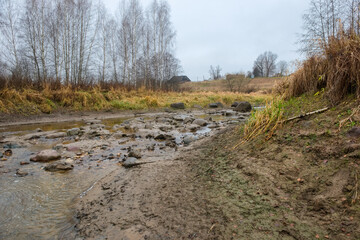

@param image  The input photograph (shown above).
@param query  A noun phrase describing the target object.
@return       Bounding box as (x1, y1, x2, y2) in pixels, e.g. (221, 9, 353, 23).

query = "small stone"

(159, 126, 172, 132)
(44, 161, 74, 172)
(209, 102, 224, 108)
(65, 158, 75, 165)
(53, 144, 64, 151)
(193, 119, 208, 126)
(184, 117, 194, 124)
(66, 146, 81, 152)
(67, 128, 80, 136)
(16, 169, 28, 177)
(30, 149, 61, 162)
(128, 150, 142, 159)
(170, 102, 185, 109)
(231, 102, 239, 108)
(154, 134, 175, 141)
(183, 135, 198, 145)
(4, 149, 12, 157)
(20, 161, 30, 165)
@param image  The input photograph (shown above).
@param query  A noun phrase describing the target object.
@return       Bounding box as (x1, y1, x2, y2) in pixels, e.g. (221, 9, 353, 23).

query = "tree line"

(0, 0, 181, 90)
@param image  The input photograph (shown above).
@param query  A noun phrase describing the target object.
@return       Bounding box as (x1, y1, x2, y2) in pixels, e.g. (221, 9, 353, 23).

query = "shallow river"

(0, 110, 247, 239)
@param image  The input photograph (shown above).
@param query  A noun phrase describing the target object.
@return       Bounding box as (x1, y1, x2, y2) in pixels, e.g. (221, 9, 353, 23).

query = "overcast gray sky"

(103, 0, 311, 81)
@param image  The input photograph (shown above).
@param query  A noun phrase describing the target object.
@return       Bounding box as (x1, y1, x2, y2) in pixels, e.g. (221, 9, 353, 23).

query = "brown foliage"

(285, 33, 360, 104)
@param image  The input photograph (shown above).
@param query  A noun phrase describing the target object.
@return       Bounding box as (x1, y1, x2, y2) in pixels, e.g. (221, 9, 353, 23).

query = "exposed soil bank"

(76, 102, 360, 239)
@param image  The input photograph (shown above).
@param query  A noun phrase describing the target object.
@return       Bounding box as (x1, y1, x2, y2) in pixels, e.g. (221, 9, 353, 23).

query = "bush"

(284, 33, 360, 104)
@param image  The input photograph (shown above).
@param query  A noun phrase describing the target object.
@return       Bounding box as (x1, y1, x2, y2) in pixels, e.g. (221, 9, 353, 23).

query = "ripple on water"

(0, 148, 115, 240)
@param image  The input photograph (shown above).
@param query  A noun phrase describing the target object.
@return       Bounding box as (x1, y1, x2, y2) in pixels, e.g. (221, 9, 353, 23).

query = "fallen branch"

(284, 107, 329, 123)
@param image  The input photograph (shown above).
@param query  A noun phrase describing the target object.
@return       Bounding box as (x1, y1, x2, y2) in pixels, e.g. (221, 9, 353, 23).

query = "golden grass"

(236, 97, 285, 146)
(283, 33, 360, 104)
(0, 87, 271, 114)
(182, 77, 284, 92)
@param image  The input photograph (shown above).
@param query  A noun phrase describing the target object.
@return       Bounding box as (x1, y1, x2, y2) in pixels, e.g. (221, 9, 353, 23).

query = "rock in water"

(234, 101, 252, 112)
(30, 150, 61, 162)
(16, 169, 28, 177)
(67, 128, 80, 136)
(193, 119, 208, 126)
(209, 102, 224, 108)
(128, 150, 142, 159)
(170, 103, 185, 109)
(44, 161, 74, 172)
(183, 135, 198, 145)
(231, 102, 239, 108)
(4, 149, 12, 156)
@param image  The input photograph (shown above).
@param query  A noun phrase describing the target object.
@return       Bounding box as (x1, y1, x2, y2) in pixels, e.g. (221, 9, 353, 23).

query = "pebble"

(16, 169, 28, 177)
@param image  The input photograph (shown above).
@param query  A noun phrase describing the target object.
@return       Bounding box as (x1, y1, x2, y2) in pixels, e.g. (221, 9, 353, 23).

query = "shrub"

(284, 33, 360, 104)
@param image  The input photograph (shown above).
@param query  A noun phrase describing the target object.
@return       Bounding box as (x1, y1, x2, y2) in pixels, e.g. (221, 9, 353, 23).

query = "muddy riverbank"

(75, 102, 360, 240)
(0, 107, 248, 239)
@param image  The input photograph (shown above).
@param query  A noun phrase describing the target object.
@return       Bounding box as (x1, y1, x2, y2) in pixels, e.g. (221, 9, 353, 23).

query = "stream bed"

(0, 109, 250, 239)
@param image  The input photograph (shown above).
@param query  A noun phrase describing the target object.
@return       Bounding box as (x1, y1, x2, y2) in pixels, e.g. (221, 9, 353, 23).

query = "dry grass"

(0, 86, 271, 114)
(238, 97, 285, 146)
(181, 77, 283, 93)
(283, 33, 360, 104)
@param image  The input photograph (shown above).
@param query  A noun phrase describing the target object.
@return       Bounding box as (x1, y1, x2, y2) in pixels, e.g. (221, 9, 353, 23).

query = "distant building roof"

(168, 76, 191, 84)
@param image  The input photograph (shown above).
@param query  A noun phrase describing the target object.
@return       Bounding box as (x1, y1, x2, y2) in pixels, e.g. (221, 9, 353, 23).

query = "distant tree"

(209, 65, 222, 80)
(252, 51, 278, 77)
(246, 71, 253, 79)
(252, 65, 262, 78)
(277, 60, 288, 76)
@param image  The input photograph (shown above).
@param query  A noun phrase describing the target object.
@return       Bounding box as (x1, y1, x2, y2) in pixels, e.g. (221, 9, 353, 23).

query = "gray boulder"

(193, 119, 208, 127)
(67, 128, 81, 136)
(30, 150, 61, 162)
(128, 150, 142, 159)
(183, 135, 198, 145)
(231, 102, 239, 108)
(209, 102, 224, 108)
(173, 115, 189, 122)
(170, 102, 185, 109)
(44, 161, 74, 172)
(154, 134, 175, 141)
(234, 101, 252, 112)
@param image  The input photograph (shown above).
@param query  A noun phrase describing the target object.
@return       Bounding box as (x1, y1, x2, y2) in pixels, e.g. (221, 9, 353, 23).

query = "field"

(0, 86, 272, 115)
(180, 77, 283, 92)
